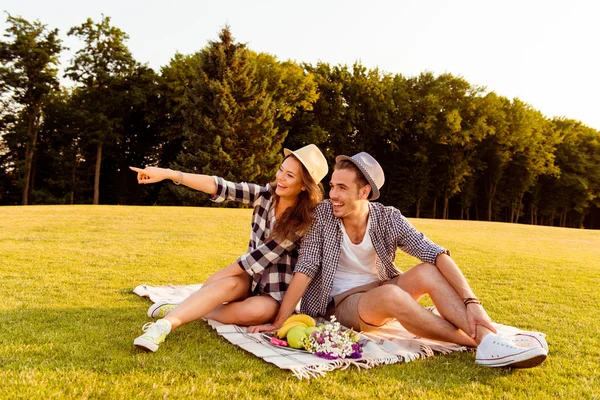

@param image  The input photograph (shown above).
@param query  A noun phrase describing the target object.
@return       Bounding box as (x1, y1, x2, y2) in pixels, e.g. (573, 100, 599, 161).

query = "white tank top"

(330, 216, 378, 298)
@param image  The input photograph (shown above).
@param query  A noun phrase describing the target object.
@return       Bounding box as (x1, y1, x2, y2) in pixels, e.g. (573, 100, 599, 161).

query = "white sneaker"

(148, 301, 178, 318)
(508, 331, 549, 353)
(476, 333, 547, 368)
(134, 319, 172, 352)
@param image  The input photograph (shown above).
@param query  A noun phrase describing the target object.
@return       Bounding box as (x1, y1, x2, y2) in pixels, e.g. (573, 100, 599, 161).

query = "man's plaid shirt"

(294, 200, 449, 317)
(210, 177, 300, 302)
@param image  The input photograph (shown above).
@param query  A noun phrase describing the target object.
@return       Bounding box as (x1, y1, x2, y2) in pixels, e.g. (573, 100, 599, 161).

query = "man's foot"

(508, 331, 549, 353)
(148, 301, 178, 318)
(134, 319, 172, 352)
(475, 333, 547, 368)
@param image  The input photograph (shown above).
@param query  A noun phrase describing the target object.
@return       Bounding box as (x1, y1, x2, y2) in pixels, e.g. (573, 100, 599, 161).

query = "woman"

(130, 144, 328, 352)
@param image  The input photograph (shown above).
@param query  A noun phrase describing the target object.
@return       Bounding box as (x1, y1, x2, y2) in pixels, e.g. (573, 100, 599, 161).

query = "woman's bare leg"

(205, 295, 280, 326)
(164, 273, 251, 329)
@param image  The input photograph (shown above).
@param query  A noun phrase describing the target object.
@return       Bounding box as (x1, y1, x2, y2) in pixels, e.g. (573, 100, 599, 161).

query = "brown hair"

(334, 160, 371, 197)
(270, 155, 324, 240)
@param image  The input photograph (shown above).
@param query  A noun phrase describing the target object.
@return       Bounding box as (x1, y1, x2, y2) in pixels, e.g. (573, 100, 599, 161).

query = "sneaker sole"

(134, 337, 159, 352)
(476, 347, 547, 368)
(147, 301, 176, 318)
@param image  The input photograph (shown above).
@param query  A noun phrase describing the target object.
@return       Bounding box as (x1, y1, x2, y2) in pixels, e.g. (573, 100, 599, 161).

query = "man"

(251, 152, 548, 368)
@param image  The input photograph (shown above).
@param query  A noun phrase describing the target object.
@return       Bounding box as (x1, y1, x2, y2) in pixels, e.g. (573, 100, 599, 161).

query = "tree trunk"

(530, 204, 535, 225)
(416, 198, 421, 218)
(466, 207, 470, 220)
(432, 197, 437, 219)
(21, 106, 40, 205)
(550, 210, 555, 226)
(93, 142, 103, 205)
(515, 193, 524, 223)
(487, 182, 497, 221)
(510, 204, 515, 223)
(579, 213, 586, 228)
(443, 195, 449, 220)
(70, 159, 77, 204)
(460, 208, 464, 220)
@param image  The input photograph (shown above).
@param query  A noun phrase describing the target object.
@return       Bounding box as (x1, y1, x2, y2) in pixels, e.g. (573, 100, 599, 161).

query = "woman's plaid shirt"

(210, 177, 300, 302)
(295, 200, 449, 317)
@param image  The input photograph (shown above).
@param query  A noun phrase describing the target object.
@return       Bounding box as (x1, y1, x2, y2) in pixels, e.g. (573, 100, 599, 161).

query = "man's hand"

(466, 303, 497, 339)
(247, 323, 281, 334)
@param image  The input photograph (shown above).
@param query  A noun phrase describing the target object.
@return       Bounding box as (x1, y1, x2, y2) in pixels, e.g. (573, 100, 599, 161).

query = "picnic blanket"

(133, 284, 532, 379)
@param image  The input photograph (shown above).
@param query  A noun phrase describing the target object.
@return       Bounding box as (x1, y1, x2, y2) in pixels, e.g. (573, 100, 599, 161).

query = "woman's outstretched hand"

(129, 166, 174, 184)
(247, 323, 280, 334)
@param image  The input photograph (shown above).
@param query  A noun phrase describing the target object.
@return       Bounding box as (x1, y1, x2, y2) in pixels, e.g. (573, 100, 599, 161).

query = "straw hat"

(283, 144, 328, 183)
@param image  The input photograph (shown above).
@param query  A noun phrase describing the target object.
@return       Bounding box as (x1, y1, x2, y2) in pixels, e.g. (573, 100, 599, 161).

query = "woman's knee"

(215, 275, 250, 296)
(238, 298, 278, 324)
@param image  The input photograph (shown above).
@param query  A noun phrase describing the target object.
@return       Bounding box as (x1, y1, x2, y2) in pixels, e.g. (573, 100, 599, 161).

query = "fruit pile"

(270, 314, 365, 360)
(271, 314, 319, 349)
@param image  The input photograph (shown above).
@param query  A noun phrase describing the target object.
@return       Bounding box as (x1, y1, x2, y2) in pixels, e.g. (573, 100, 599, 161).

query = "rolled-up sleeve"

(393, 210, 449, 265)
(209, 176, 265, 205)
(237, 235, 299, 276)
(294, 214, 323, 279)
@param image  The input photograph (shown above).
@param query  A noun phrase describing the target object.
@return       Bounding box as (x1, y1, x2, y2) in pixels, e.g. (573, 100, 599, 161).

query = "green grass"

(1, 205, 599, 399)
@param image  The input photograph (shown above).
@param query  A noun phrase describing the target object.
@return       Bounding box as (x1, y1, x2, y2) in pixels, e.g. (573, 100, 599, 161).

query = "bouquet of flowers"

(302, 316, 365, 360)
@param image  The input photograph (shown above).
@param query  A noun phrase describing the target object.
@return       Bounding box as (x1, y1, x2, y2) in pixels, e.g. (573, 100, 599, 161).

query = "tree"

(475, 92, 512, 221)
(497, 100, 560, 223)
(173, 27, 281, 205)
(538, 119, 600, 227)
(0, 13, 63, 204)
(66, 15, 135, 204)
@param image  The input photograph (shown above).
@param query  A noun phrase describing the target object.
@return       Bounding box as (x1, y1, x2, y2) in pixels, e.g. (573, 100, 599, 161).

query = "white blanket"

(133, 284, 536, 379)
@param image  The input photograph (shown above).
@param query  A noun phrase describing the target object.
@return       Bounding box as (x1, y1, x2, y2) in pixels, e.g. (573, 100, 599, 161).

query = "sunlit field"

(1, 205, 599, 399)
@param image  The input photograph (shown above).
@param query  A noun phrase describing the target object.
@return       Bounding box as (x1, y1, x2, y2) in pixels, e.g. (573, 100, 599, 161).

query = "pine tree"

(173, 27, 282, 205)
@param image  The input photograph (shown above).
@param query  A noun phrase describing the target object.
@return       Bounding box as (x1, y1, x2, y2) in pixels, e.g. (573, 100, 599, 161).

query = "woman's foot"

(134, 319, 172, 352)
(148, 301, 179, 318)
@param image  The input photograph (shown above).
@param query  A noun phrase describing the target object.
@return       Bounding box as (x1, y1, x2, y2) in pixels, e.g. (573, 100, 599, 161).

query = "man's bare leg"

(395, 263, 494, 344)
(357, 284, 478, 347)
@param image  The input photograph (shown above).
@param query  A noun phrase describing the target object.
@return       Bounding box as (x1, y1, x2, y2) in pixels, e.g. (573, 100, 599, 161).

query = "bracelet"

(464, 297, 482, 306)
(173, 170, 183, 185)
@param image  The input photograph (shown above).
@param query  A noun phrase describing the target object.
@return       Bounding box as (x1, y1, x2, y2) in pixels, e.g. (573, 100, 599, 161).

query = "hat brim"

(335, 155, 380, 200)
(283, 148, 326, 183)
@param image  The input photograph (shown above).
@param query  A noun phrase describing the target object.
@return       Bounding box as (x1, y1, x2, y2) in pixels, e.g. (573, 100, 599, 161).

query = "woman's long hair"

(269, 155, 324, 240)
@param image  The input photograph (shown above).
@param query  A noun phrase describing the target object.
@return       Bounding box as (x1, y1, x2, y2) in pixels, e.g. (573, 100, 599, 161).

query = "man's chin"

(332, 207, 345, 218)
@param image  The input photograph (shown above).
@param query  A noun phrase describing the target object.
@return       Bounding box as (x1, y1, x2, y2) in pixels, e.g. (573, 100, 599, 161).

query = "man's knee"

(363, 285, 413, 311)
(399, 262, 441, 293)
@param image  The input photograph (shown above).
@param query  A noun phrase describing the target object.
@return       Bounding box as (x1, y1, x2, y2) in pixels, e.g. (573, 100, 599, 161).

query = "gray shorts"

(325, 276, 400, 332)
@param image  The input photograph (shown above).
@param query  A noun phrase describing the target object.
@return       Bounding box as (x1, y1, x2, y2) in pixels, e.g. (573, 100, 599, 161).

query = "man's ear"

(360, 184, 371, 200)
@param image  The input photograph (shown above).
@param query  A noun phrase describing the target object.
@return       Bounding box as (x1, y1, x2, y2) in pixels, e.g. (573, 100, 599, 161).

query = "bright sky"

(2, 0, 599, 130)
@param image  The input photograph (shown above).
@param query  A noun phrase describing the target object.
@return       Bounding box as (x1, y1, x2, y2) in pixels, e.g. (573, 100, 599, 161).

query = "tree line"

(1, 14, 599, 229)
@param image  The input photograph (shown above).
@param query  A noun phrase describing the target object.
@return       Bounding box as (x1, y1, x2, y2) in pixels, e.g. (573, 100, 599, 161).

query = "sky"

(2, 0, 599, 130)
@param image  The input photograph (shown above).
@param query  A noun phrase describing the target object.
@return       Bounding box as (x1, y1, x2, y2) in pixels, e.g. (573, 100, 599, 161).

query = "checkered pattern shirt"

(294, 200, 449, 317)
(210, 177, 300, 302)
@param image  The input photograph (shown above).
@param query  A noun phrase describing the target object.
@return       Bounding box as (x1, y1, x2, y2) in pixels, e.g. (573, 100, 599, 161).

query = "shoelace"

(141, 322, 167, 341)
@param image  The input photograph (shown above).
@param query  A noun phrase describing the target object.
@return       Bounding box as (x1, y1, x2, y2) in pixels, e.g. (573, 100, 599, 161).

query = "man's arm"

(435, 252, 497, 337)
(247, 272, 312, 333)
(247, 203, 327, 333)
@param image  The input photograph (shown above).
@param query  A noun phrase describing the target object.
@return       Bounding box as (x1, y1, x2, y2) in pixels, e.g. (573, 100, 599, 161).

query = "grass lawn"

(1, 205, 599, 399)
